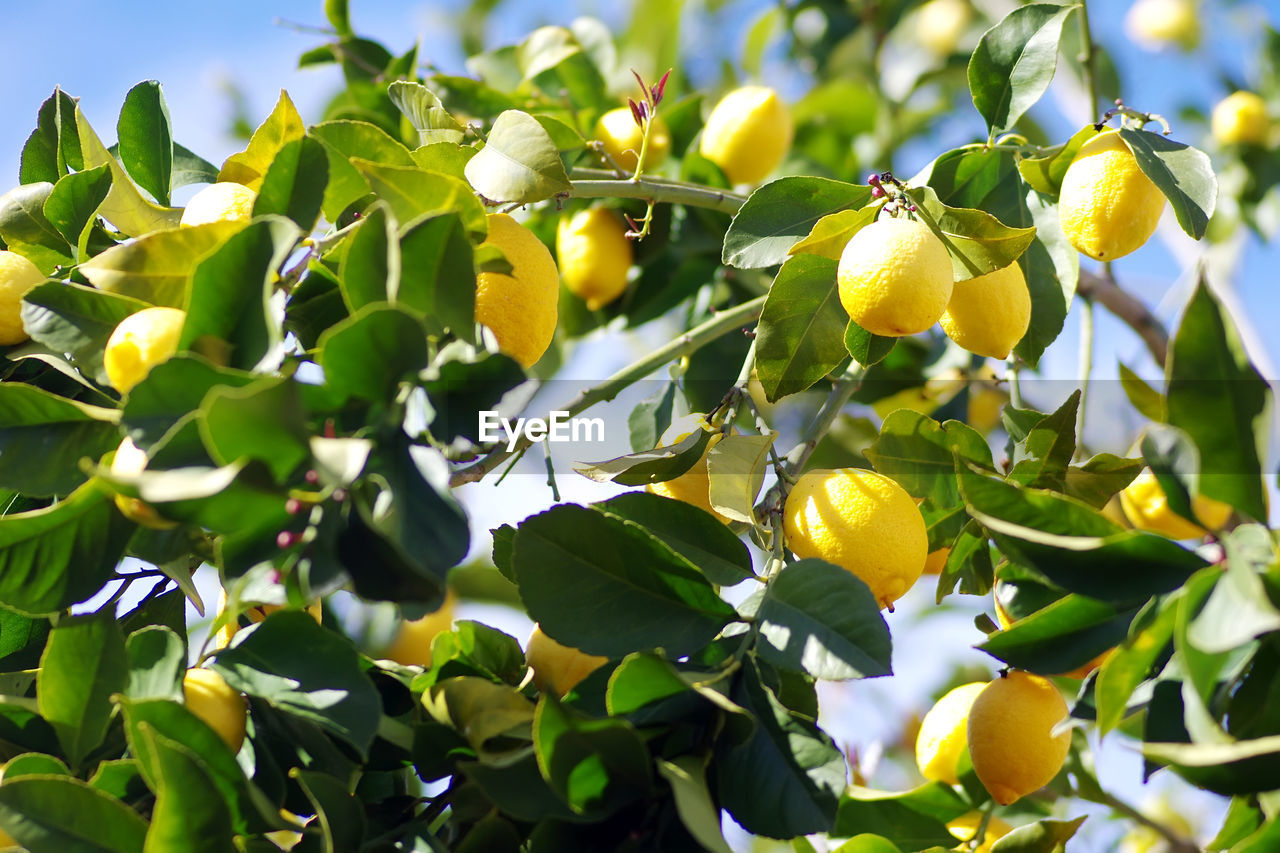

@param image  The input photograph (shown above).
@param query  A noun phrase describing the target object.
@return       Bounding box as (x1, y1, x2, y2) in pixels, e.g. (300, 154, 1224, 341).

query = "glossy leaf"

(19, 87, 84, 185)
(37, 613, 128, 768)
(844, 321, 897, 368)
(656, 756, 733, 853)
(0, 775, 148, 853)
(989, 816, 1087, 853)
(317, 304, 429, 403)
(979, 594, 1134, 675)
(353, 159, 487, 240)
(867, 410, 993, 507)
(199, 377, 310, 483)
(789, 206, 879, 261)
(78, 221, 244, 308)
(707, 432, 776, 523)
(141, 727, 234, 853)
(43, 164, 112, 254)
(294, 768, 366, 853)
(754, 254, 847, 402)
(117, 80, 173, 207)
(1119, 128, 1217, 240)
(309, 120, 414, 220)
(909, 187, 1037, 281)
(338, 202, 398, 311)
(573, 427, 710, 486)
(0, 383, 120, 497)
(388, 80, 466, 145)
(968, 4, 1077, 134)
(251, 135, 328, 232)
(396, 212, 477, 339)
(533, 696, 651, 816)
(0, 182, 74, 268)
(723, 177, 871, 269)
(464, 110, 571, 204)
(75, 106, 181, 237)
(832, 786, 964, 849)
(124, 626, 185, 702)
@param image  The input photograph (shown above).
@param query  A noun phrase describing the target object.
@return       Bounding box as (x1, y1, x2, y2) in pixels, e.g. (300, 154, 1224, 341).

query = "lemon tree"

(0, 1, 1274, 851)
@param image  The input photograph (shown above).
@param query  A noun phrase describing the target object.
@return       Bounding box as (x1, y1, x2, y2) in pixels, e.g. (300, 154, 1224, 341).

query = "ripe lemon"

(1124, 0, 1199, 50)
(183, 667, 246, 753)
(0, 250, 46, 346)
(837, 216, 954, 337)
(939, 262, 1030, 359)
(947, 813, 1013, 853)
(556, 207, 633, 310)
(698, 86, 793, 185)
(212, 588, 324, 651)
(1119, 468, 1233, 539)
(593, 108, 671, 173)
(645, 416, 731, 524)
(103, 306, 186, 394)
(382, 589, 457, 667)
(916, 0, 973, 56)
(1058, 130, 1166, 261)
(110, 437, 178, 529)
(180, 182, 257, 227)
(967, 671, 1070, 805)
(915, 681, 986, 784)
(783, 468, 927, 609)
(525, 624, 608, 696)
(474, 213, 559, 369)
(1211, 91, 1270, 146)
(922, 548, 950, 575)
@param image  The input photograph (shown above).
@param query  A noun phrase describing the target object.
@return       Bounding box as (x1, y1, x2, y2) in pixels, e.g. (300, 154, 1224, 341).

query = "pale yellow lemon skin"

(916, 0, 973, 56)
(947, 813, 1013, 853)
(212, 588, 324, 651)
(915, 681, 986, 784)
(837, 216, 954, 337)
(783, 468, 928, 609)
(967, 671, 1071, 805)
(382, 590, 457, 667)
(0, 250, 47, 346)
(103, 306, 186, 393)
(1119, 468, 1233, 539)
(939, 262, 1030, 359)
(183, 667, 247, 753)
(110, 437, 178, 529)
(698, 86, 793, 185)
(474, 213, 559, 369)
(593, 108, 671, 173)
(526, 624, 608, 696)
(1212, 91, 1270, 146)
(1059, 130, 1166, 261)
(180, 182, 257, 227)
(645, 416, 731, 524)
(556, 207, 633, 310)
(1124, 0, 1199, 50)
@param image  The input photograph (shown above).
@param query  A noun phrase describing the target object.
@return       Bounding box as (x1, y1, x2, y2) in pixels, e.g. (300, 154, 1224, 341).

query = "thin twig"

(1076, 267, 1169, 367)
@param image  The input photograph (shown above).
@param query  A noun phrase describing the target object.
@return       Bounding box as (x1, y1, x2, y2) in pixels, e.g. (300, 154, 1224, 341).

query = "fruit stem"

(567, 175, 747, 216)
(1075, 293, 1094, 461)
(1077, 0, 1100, 120)
(1076, 267, 1168, 367)
(1091, 788, 1202, 853)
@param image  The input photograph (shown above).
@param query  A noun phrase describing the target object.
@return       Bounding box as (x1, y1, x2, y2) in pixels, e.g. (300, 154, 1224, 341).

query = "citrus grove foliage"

(0, 0, 1275, 851)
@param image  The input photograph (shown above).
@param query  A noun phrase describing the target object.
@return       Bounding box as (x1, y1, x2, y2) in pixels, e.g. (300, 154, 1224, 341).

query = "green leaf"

(754, 254, 848, 402)
(75, 105, 181, 237)
(0, 609, 50, 671)
(979, 593, 1133, 675)
(121, 355, 254, 447)
(989, 816, 1087, 853)
(309, 120, 414, 221)
(218, 90, 306, 190)
(755, 559, 892, 680)
(627, 381, 685, 453)
(170, 143, 219, 191)
(423, 677, 535, 762)
(1062, 453, 1142, 508)
(293, 768, 366, 853)
(125, 626, 184, 702)
(0, 182, 74, 268)
(707, 432, 776, 524)
(397, 212, 477, 339)
(140, 727, 234, 853)
(968, 4, 1077, 134)
(833, 786, 964, 849)
(723, 177, 871, 269)
(317, 303, 430, 402)
(199, 377, 310, 483)
(656, 756, 733, 853)
(533, 696, 651, 816)
(37, 613, 128, 769)
(117, 81, 173, 207)
(867, 410, 993, 507)
(0, 776, 148, 853)
(573, 427, 711, 486)
(1016, 124, 1098, 196)
(353, 159, 487, 240)
(20, 88, 84, 185)
(388, 81, 466, 145)
(1017, 187, 1078, 366)
(789, 207, 879, 261)
(605, 653, 703, 717)
(844, 321, 897, 367)
(1118, 362, 1165, 422)
(909, 187, 1037, 281)
(43, 164, 112, 256)
(1006, 389, 1078, 490)
(338, 202, 398, 311)
(78, 221, 244, 308)
(0, 383, 120, 497)
(1118, 128, 1217, 240)
(1187, 525, 1280, 654)
(464, 110, 571, 204)
(252, 135, 329, 232)
(2, 754, 70, 779)
(511, 504, 737, 657)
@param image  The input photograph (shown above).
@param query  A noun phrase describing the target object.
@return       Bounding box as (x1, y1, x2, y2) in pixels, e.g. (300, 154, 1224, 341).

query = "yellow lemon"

(1124, 0, 1199, 50)
(967, 671, 1071, 805)
(474, 213, 559, 369)
(915, 681, 986, 784)
(947, 813, 1013, 853)
(593, 108, 671, 173)
(1211, 91, 1270, 146)
(837, 216, 953, 337)
(916, 0, 973, 56)
(525, 624, 608, 696)
(382, 589, 457, 667)
(1058, 130, 1166, 261)
(967, 385, 1007, 435)
(110, 437, 178, 529)
(1119, 468, 1233, 539)
(180, 182, 257, 227)
(698, 86, 793, 185)
(0, 250, 46, 346)
(556, 207, 633, 310)
(783, 468, 927, 609)
(212, 588, 324, 651)
(939, 262, 1030, 359)
(103, 306, 186, 394)
(922, 548, 950, 575)
(645, 416, 731, 524)
(183, 667, 246, 753)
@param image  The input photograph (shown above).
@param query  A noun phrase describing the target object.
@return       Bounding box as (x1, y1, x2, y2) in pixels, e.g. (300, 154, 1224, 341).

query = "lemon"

(916, 0, 973, 56)
(1124, 0, 1199, 50)
(922, 548, 950, 575)
(1058, 130, 1166, 261)
(1119, 468, 1233, 539)
(474, 213, 559, 369)
(947, 813, 1013, 853)
(525, 624, 608, 696)
(212, 588, 323, 651)
(180, 182, 257, 227)
(967, 671, 1070, 805)
(110, 437, 178, 529)
(0, 250, 46, 346)
(382, 590, 457, 667)
(183, 667, 246, 753)
(103, 306, 186, 394)
(556, 207, 633, 310)
(939, 262, 1030, 359)
(837, 216, 954, 337)
(915, 681, 986, 784)
(645, 415, 731, 524)
(698, 86, 793, 185)
(593, 108, 671, 173)
(1211, 91, 1270, 146)
(967, 385, 1007, 435)
(783, 467, 927, 609)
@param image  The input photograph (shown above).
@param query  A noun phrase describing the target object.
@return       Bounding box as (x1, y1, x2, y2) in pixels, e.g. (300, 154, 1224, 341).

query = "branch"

(567, 173, 747, 215)
(1094, 788, 1200, 853)
(1076, 268, 1169, 367)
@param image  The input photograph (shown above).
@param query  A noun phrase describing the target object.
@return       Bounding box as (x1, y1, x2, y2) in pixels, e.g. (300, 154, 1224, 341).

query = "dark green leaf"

(397, 212, 476, 340)
(1063, 453, 1142, 508)
(968, 4, 1077, 134)
(867, 410, 993, 507)
(754, 254, 848, 402)
(19, 88, 84, 185)
(43, 165, 112, 254)
(533, 696, 651, 816)
(141, 726, 235, 853)
(117, 81, 173, 207)
(293, 768, 366, 853)
(655, 756, 733, 853)
(21, 282, 147, 386)
(979, 594, 1134, 675)
(1118, 362, 1165, 422)
(0, 776, 148, 853)
(317, 304, 429, 402)
(353, 159, 487, 240)
(0, 182, 74, 268)
(627, 381, 685, 453)
(121, 355, 254, 447)
(723, 177, 871, 269)
(989, 816, 1087, 853)
(844, 321, 896, 368)
(1118, 128, 1216, 240)
(573, 426, 710, 486)
(125, 626, 184, 702)
(252, 135, 329, 232)
(832, 786, 964, 849)
(36, 614, 127, 769)
(170, 143, 219, 191)
(199, 377, 310, 483)
(0, 383, 120, 497)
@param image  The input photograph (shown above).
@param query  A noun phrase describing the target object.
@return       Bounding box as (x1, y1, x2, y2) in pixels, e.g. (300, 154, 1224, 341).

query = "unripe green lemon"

(594, 108, 671, 172)
(645, 415, 731, 524)
(1124, 0, 1199, 50)
(966, 671, 1071, 805)
(526, 624, 608, 696)
(783, 467, 927, 609)
(1211, 91, 1270, 146)
(916, 0, 973, 56)
(183, 667, 246, 753)
(0, 250, 46, 346)
(915, 681, 986, 784)
(103, 306, 186, 393)
(1058, 130, 1166, 261)
(939, 262, 1030, 359)
(474, 213, 560, 368)
(382, 590, 457, 667)
(1119, 468, 1233, 539)
(180, 182, 257, 227)
(110, 437, 178, 529)
(837, 216, 953, 337)
(556, 207, 633, 310)
(698, 86, 793, 185)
